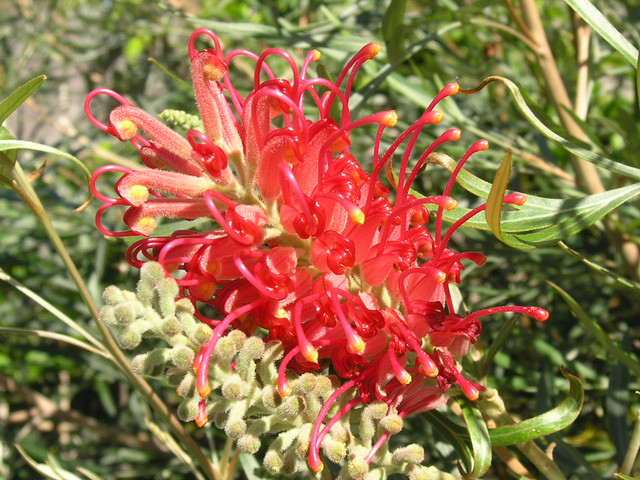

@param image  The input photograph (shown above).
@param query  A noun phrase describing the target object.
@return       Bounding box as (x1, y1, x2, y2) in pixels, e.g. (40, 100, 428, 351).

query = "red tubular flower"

(87, 29, 549, 472)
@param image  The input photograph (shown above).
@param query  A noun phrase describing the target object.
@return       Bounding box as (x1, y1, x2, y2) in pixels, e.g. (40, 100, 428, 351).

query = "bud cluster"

(102, 262, 453, 479)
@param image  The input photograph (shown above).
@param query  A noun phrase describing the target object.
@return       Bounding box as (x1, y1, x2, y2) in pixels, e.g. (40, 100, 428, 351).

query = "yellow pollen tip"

(368, 42, 382, 58)
(274, 308, 288, 319)
(136, 216, 157, 235)
(128, 184, 149, 203)
(203, 63, 224, 82)
(423, 364, 439, 378)
(442, 197, 457, 211)
(349, 335, 366, 354)
(431, 111, 444, 123)
(383, 111, 398, 127)
(350, 207, 365, 225)
(279, 384, 292, 397)
(195, 415, 209, 428)
(449, 83, 460, 95)
(197, 384, 212, 399)
(312, 50, 322, 61)
(399, 371, 412, 385)
(434, 270, 447, 284)
(302, 346, 319, 364)
(311, 462, 324, 473)
(116, 119, 138, 140)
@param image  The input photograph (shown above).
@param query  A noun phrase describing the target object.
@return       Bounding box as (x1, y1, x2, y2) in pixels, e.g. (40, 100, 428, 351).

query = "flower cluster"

(87, 29, 548, 474)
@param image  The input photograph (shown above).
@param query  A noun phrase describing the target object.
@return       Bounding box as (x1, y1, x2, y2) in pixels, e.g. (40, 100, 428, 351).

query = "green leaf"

(607, 330, 631, 465)
(425, 152, 640, 248)
(458, 398, 492, 478)
(488, 370, 584, 446)
(422, 410, 473, 473)
(0, 75, 46, 125)
(15, 444, 84, 480)
(485, 149, 512, 243)
(615, 474, 640, 480)
(563, 0, 639, 67)
(0, 139, 93, 210)
(548, 282, 640, 377)
(382, 0, 407, 64)
(461, 76, 640, 182)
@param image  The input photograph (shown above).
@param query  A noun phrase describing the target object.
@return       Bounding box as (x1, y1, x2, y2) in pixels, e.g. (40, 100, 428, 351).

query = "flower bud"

(261, 384, 280, 411)
(171, 345, 195, 369)
(175, 297, 195, 314)
(99, 305, 117, 326)
(212, 335, 237, 362)
(221, 374, 247, 400)
(118, 330, 142, 349)
(345, 456, 369, 480)
(291, 373, 316, 395)
(380, 413, 404, 434)
(114, 303, 137, 325)
(276, 396, 302, 418)
(237, 434, 261, 454)
(360, 402, 387, 444)
(102, 285, 126, 305)
(189, 323, 213, 346)
(177, 398, 200, 422)
(225, 417, 247, 440)
(392, 444, 424, 464)
(322, 435, 347, 464)
(264, 450, 284, 473)
(161, 315, 183, 337)
(155, 277, 179, 315)
(138, 262, 166, 302)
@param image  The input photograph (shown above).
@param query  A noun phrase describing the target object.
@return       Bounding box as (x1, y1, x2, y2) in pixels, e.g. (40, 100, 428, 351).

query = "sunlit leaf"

(564, 0, 639, 66)
(0, 75, 46, 125)
(424, 152, 640, 248)
(458, 398, 492, 478)
(485, 149, 512, 243)
(488, 370, 584, 446)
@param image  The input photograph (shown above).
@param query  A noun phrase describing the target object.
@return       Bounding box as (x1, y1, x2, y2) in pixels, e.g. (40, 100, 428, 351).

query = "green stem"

(9, 161, 217, 480)
(620, 409, 640, 475)
(479, 389, 567, 480)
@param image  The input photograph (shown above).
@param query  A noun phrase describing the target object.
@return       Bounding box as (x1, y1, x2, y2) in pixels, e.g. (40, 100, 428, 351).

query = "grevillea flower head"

(87, 29, 549, 473)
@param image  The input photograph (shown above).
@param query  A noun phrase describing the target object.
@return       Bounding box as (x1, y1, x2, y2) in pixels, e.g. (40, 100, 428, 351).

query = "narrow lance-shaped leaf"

(0, 139, 93, 211)
(488, 370, 584, 446)
(485, 149, 512, 243)
(382, 0, 407, 64)
(564, 0, 639, 67)
(458, 398, 492, 478)
(461, 76, 640, 182)
(0, 75, 46, 125)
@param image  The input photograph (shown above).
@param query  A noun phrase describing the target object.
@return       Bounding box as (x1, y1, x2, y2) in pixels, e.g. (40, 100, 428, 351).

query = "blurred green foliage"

(1, 0, 639, 479)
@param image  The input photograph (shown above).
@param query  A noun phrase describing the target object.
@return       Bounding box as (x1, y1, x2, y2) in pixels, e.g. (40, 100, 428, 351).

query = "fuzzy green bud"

(294, 423, 313, 458)
(155, 277, 179, 316)
(189, 323, 213, 346)
(346, 456, 369, 480)
(263, 450, 283, 473)
(261, 384, 280, 411)
(237, 434, 261, 454)
(171, 345, 195, 370)
(406, 465, 434, 480)
(213, 335, 237, 362)
(380, 413, 404, 434)
(360, 402, 388, 445)
(137, 262, 165, 303)
(159, 109, 204, 132)
(166, 368, 187, 386)
(102, 285, 125, 305)
(177, 372, 196, 397)
(161, 315, 183, 337)
(393, 444, 424, 465)
(132, 348, 170, 376)
(177, 398, 199, 422)
(175, 297, 195, 314)
(221, 374, 247, 400)
(276, 396, 302, 418)
(314, 375, 335, 401)
(291, 373, 316, 395)
(225, 417, 247, 440)
(227, 329, 247, 350)
(114, 303, 137, 325)
(322, 435, 347, 464)
(118, 330, 142, 349)
(100, 305, 117, 326)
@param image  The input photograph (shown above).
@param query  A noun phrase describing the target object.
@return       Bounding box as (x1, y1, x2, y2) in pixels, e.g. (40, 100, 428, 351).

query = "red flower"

(86, 29, 548, 472)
